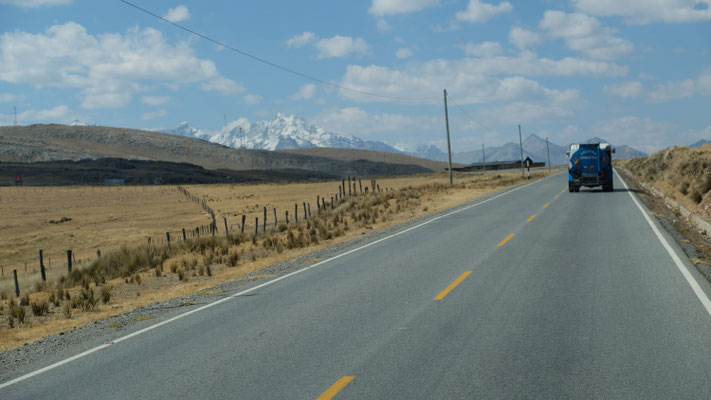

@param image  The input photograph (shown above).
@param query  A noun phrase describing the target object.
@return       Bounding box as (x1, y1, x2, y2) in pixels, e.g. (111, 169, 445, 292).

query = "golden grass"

(0, 170, 553, 351)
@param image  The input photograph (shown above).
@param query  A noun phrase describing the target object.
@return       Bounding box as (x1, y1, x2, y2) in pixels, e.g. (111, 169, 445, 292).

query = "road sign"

(15, 175, 22, 186)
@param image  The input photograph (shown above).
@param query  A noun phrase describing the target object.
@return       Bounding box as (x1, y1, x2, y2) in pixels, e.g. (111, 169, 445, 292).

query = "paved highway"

(3, 172, 711, 399)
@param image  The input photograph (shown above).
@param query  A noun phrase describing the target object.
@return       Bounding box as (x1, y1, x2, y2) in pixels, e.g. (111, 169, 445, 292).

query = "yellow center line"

(561, 189, 565, 193)
(526, 214, 537, 222)
(316, 376, 355, 400)
(434, 271, 473, 300)
(543, 202, 550, 208)
(554, 194, 559, 199)
(497, 233, 515, 247)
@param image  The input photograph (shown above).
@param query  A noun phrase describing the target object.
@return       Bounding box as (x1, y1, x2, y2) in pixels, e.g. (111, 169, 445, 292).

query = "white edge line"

(616, 170, 711, 318)
(0, 172, 560, 389)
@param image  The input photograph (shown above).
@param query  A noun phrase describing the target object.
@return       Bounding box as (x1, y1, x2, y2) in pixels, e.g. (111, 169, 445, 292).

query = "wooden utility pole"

(443, 89, 453, 185)
(546, 137, 552, 172)
(518, 124, 524, 176)
(482, 144, 486, 170)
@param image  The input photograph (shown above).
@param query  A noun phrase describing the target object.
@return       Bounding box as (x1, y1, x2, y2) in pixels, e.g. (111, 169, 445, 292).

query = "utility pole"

(443, 89, 453, 185)
(13, 105, 17, 126)
(546, 137, 551, 172)
(518, 124, 524, 176)
(481, 143, 486, 170)
(240, 127, 244, 149)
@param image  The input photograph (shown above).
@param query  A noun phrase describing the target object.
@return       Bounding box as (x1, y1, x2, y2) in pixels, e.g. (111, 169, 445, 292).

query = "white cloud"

(648, 79, 696, 103)
(316, 36, 370, 58)
(162, 5, 190, 23)
(140, 109, 166, 121)
(0, 22, 244, 108)
(141, 95, 170, 106)
(455, 0, 513, 23)
(395, 47, 413, 59)
(285, 32, 316, 48)
(339, 52, 626, 104)
(369, 0, 439, 16)
(291, 84, 317, 100)
(603, 81, 644, 97)
(0, 93, 24, 103)
(0, 0, 71, 7)
(314, 107, 439, 136)
(509, 27, 542, 49)
(573, 0, 711, 24)
(242, 94, 262, 105)
(697, 67, 711, 95)
(376, 19, 391, 32)
(462, 41, 502, 57)
(200, 77, 244, 95)
(539, 11, 634, 59)
(1, 105, 71, 124)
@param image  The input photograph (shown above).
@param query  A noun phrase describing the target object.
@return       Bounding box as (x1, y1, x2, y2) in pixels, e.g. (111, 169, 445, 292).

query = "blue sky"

(1, 0, 710, 153)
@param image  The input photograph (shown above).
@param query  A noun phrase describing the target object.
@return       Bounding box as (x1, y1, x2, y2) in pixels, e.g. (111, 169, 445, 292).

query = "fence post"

(317, 195, 320, 212)
(13, 269, 19, 297)
(263, 207, 267, 233)
(303, 202, 307, 219)
(331, 196, 334, 209)
(308, 203, 311, 218)
(342, 179, 345, 196)
(255, 217, 259, 236)
(183, 228, 187, 241)
(377, 184, 381, 192)
(241, 215, 246, 233)
(295, 203, 298, 223)
(339, 185, 342, 198)
(196, 227, 200, 238)
(359, 179, 363, 194)
(39, 249, 46, 281)
(322, 197, 326, 211)
(224, 218, 229, 238)
(166, 232, 171, 247)
(286, 210, 289, 224)
(273, 207, 277, 227)
(67, 250, 72, 273)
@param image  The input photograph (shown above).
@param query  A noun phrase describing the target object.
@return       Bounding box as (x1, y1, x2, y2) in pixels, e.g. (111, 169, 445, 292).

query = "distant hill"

(690, 139, 711, 148)
(0, 124, 430, 178)
(277, 147, 463, 172)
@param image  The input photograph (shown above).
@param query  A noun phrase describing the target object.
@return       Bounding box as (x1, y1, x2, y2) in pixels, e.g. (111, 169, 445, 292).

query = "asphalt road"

(3, 172, 711, 399)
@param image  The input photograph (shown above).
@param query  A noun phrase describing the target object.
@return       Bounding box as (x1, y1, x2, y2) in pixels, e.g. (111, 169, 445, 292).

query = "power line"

(119, 0, 438, 102)
(446, 95, 494, 133)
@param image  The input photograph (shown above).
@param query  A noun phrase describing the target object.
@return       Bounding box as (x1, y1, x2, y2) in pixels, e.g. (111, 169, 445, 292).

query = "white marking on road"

(616, 170, 711, 318)
(0, 173, 561, 390)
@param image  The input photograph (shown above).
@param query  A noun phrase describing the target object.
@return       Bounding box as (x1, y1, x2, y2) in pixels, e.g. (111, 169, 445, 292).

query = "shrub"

(9, 301, 25, 324)
(34, 280, 48, 293)
(63, 302, 72, 318)
(689, 189, 703, 204)
(73, 288, 96, 311)
(206, 265, 212, 277)
(49, 292, 60, 307)
(100, 285, 112, 304)
(0, 290, 7, 300)
(31, 300, 49, 316)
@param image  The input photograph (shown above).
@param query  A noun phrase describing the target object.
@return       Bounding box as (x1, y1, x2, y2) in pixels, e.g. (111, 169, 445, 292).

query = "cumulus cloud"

(395, 47, 413, 59)
(648, 79, 696, 103)
(509, 27, 542, 49)
(573, 0, 711, 24)
(242, 94, 262, 105)
(162, 5, 190, 23)
(141, 95, 170, 106)
(590, 116, 707, 153)
(376, 19, 391, 32)
(539, 11, 634, 59)
(140, 109, 166, 121)
(314, 107, 440, 136)
(0, 22, 244, 109)
(285, 32, 316, 48)
(1, 105, 71, 125)
(369, 0, 439, 16)
(339, 52, 626, 104)
(461, 41, 502, 57)
(455, 0, 513, 23)
(0, 0, 71, 7)
(291, 84, 317, 100)
(0, 93, 24, 103)
(316, 36, 370, 58)
(603, 81, 644, 98)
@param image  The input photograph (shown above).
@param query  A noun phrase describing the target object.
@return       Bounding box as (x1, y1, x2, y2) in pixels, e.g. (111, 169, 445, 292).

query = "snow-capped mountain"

(157, 113, 400, 153)
(69, 119, 98, 126)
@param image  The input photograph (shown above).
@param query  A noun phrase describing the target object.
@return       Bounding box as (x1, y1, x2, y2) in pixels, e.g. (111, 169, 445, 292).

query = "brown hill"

(277, 147, 464, 171)
(0, 124, 430, 178)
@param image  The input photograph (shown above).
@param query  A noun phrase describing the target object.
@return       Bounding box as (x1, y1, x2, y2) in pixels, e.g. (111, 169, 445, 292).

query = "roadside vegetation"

(0, 171, 550, 350)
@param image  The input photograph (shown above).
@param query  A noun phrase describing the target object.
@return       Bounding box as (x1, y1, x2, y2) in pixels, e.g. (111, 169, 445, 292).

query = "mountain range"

(156, 114, 648, 166)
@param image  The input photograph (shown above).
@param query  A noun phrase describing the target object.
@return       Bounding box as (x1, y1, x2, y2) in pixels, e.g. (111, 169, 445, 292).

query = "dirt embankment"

(618, 144, 711, 223)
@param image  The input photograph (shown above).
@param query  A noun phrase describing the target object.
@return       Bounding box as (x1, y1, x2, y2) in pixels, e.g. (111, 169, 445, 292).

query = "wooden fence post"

(303, 202, 307, 219)
(322, 197, 326, 211)
(359, 179, 363, 194)
(353, 180, 357, 195)
(255, 217, 258, 236)
(13, 269, 19, 297)
(67, 250, 72, 273)
(308, 203, 311, 218)
(224, 218, 229, 238)
(331, 196, 334, 209)
(241, 215, 246, 233)
(196, 227, 200, 238)
(39, 249, 46, 281)
(339, 185, 342, 198)
(263, 207, 267, 233)
(342, 179, 345, 196)
(273, 207, 277, 227)
(286, 210, 289, 224)
(166, 232, 171, 247)
(377, 184, 381, 192)
(317, 196, 320, 212)
(183, 228, 187, 241)
(348, 176, 352, 195)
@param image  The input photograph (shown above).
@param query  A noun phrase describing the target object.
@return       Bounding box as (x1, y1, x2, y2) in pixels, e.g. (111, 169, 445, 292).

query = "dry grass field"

(0, 170, 553, 351)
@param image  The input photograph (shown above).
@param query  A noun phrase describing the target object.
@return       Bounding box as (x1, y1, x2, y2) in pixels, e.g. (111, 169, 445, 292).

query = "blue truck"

(567, 143, 615, 192)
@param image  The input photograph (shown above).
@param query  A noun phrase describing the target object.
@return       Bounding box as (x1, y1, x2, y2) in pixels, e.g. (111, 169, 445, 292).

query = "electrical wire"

(119, 0, 439, 101)
(447, 95, 495, 133)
